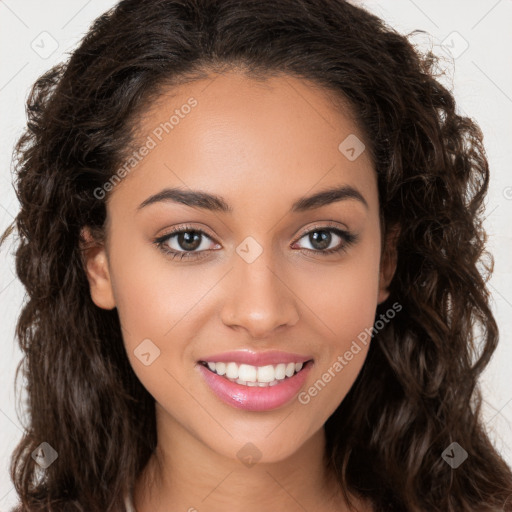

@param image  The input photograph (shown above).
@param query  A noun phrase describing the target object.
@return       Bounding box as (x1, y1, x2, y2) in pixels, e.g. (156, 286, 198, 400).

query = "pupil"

(179, 231, 201, 251)
(310, 231, 330, 250)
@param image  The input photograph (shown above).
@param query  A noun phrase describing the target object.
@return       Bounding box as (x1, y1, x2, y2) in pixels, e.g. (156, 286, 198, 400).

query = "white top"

(124, 489, 136, 512)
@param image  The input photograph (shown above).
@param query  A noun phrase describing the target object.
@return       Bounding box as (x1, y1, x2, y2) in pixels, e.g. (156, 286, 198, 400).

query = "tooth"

(269, 380, 279, 386)
(207, 361, 305, 384)
(225, 362, 239, 379)
(238, 364, 257, 382)
(216, 362, 226, 376)
(257, 365, 276, 383)
(275, 363, 286, 380)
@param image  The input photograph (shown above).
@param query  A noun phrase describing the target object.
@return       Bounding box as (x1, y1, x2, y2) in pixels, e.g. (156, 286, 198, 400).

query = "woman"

(3, 0, 511, 510)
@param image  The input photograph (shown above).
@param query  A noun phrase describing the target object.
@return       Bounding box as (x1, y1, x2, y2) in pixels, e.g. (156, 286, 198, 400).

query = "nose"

(220, 248, 300, 339)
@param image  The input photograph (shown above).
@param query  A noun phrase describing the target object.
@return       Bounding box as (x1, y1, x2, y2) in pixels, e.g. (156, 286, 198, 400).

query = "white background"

(1, 0, 511, 509)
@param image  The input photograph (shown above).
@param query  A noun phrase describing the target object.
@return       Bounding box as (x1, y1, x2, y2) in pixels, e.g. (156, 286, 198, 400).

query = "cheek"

(293, 233, 382, 343)
(108, 228, 211, 343)
(108, 240, 205, 417)
(292, 235, 380, 412)
(105, 229, 218, 407)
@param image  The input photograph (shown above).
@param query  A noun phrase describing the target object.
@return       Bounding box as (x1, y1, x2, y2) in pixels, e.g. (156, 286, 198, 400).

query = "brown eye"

(154, 227, 220, 260)
(174, 231, 203, 251)
(305, 230, 333, 250)
(293, 227, 357, 255)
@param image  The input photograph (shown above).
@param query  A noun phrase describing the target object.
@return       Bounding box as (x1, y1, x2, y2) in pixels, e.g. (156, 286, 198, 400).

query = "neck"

(132, 406, 356, 512)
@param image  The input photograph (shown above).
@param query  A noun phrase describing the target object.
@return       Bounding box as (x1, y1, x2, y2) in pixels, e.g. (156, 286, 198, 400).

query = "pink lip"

(198, 350, 312, 366)
(197, 360, 314, 412)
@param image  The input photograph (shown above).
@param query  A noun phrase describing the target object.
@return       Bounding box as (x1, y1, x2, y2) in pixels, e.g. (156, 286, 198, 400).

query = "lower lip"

(197, 361, 313, 412)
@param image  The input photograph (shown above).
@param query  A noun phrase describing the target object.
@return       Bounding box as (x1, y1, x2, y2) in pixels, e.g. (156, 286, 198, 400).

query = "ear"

(79, 226, 116, 310)
(377, 224, 399, 305)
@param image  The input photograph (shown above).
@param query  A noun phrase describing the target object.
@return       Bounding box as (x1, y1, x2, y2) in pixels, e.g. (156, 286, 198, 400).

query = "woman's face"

(85, 71, 394, 463)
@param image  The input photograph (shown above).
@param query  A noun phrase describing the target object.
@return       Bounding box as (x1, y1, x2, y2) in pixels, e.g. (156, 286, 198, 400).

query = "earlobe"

(377, 224, 399, 305)
(80, 227, 116, 310)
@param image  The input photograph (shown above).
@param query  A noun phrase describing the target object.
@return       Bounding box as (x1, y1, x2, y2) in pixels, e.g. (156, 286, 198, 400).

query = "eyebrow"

(137, 184, 368, 213)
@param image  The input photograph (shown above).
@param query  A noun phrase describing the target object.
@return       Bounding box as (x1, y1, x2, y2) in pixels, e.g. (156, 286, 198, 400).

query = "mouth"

(198, 359, 313, 387)
(196, 358, 314, 411)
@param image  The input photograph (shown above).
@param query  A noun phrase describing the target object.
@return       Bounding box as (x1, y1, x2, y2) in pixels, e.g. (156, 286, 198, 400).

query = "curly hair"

(2, 0, 511, 510)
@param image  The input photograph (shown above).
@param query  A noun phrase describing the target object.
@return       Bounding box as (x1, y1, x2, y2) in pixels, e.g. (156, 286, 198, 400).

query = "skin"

(83, 71, 397, 512)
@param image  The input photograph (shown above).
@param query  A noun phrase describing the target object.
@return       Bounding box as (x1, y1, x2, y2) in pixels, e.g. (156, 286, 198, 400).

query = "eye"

(154, 226, 220, 260)
(292, 225, 357, 256)
(154, 223, 358, 262)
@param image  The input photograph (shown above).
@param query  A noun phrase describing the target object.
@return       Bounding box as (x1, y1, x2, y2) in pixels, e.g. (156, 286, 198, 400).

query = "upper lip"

(198, 350, 313, 366)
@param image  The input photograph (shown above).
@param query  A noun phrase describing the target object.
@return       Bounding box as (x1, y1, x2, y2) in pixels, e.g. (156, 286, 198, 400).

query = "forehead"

(108, 71, 377, 214)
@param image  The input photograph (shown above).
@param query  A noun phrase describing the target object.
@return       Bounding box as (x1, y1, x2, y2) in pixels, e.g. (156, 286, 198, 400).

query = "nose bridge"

(220, 235, 299, 337)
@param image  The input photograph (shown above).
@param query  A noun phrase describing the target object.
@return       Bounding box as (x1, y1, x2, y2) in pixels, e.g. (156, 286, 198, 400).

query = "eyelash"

(153, 223, 358, 261)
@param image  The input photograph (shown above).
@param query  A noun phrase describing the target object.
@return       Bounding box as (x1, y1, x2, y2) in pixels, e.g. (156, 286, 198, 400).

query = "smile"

(200, 361, 305, 386)
(197, 359, 314, 411)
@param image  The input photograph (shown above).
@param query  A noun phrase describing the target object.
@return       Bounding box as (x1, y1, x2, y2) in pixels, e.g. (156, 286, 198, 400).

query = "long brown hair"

(2, 0, 511, 510)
